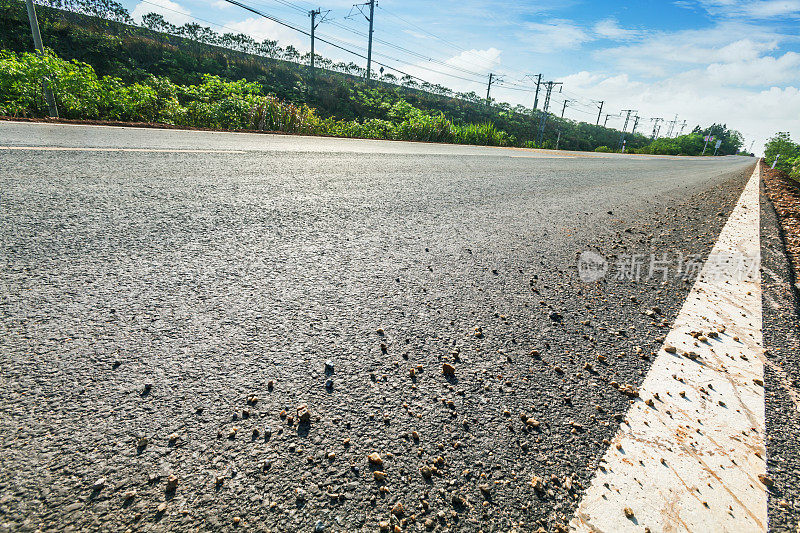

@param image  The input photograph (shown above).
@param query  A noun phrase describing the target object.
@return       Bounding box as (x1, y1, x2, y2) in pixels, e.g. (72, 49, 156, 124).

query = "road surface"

(0, 122, 797, 532)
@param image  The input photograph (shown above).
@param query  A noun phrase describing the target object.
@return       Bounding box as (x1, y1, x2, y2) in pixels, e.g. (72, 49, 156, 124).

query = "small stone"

(530, 349, 540, 357)
(137, 437, 148, 448)
(664, 345, 677, 354)
(325, 360, 334, 373)
(753, 378, 764, 386)
(391, 502, 404, 516)
(157, 502, 167, 513)
(166, 475, 178, 491)
(420, 465, 433, 478)
(295, 488, 306, 501)
(442, 363, 455, 376)
(373, 471, 387, 481)
(233, 516, 241, 526)
(758, 474, 774, 488)
(92, 477, 106, 491)
(168, 433, 180, 443)
(297, 405, 311, 423)
(123, 490, 137, 500)
(624, 507, 635, 519)
(531, 475, 545, 492)
(378, 521, 390, 532)
(314, 520, 326, 533)
(478, 483, 491, 496)
(368, 453, 383, 466)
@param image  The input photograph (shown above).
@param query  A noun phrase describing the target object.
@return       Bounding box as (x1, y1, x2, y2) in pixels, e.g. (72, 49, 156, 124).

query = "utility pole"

(595, 101, 604, 125)
(308, 8, 327, 71)
(524, 74, 543, 110)
(366, 0, 375, 80)
(666, 114, 678, 137)
(535, 81, 562, 146)
(486, 73, 494, 105)
(618, 109, 635, 150)
(632, 115, 640, 134)
(24, 0, 58, 118)
(603, 113, 615, 128)
(677, 120, 687, 137)
(650, 117, 663, 139)
(561, 99, 570, 118)
(353, 0, 376, 80)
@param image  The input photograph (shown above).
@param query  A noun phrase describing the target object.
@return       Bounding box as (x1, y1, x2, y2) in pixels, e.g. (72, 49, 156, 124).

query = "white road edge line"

(571, 163, 767, 533)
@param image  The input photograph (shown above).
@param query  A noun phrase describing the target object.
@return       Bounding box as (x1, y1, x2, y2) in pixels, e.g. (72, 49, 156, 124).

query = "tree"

(283, 45, 300, 63)
(141, 12, 168, 32)
(764, 132, 800, 174)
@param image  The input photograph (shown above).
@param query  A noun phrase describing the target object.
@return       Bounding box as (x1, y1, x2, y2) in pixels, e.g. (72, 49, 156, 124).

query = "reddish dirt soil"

(762, 160, 800, 289)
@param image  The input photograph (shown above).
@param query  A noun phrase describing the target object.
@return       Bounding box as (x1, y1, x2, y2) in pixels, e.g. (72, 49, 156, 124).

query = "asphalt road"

(0, 122, 773, 531)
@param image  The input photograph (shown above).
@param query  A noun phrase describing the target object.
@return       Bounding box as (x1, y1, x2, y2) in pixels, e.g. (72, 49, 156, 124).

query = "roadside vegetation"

(0, 50, 512, 144)
(764, 132, 800, 179)
(0, 0, 744, 153)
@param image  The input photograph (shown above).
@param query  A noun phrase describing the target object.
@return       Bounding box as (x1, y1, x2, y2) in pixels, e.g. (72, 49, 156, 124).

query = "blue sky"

(121, 0, 800, 152)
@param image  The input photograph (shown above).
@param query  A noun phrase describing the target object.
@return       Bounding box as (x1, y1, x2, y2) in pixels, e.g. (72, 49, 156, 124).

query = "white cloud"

(130, 0, 192, 26)
(705, 51, 800, 85)
(593, 18, 641, 40)
(599, 22, 791, 77)
(445, 48, 502, 72)
(691, 0, 800, 18)
(520, 19, 591, 52)
(211, 0, 231, 9)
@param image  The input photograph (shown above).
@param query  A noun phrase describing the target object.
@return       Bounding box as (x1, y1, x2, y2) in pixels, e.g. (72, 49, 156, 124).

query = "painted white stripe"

(0, 146, 245, 153)
(571, 164, 766, 533)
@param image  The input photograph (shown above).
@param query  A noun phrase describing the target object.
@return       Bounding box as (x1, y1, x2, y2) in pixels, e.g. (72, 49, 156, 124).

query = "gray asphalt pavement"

(0, 122, 764, 531)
